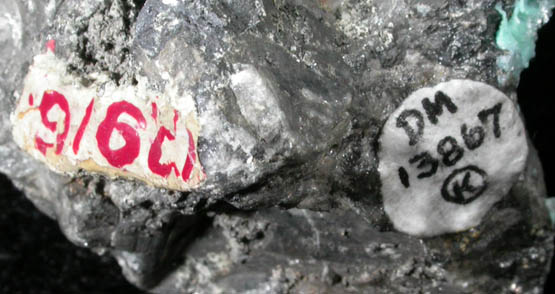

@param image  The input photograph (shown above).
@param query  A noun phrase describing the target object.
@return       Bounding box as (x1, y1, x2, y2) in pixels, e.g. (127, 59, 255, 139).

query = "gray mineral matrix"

(1, 0, 554, 293)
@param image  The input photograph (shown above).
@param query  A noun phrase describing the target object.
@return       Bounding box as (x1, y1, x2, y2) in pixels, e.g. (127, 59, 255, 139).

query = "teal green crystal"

(495, 0, 555, 85)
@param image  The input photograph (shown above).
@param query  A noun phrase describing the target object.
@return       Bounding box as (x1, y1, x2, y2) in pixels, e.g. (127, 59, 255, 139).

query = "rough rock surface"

(0, 0, 553, 293)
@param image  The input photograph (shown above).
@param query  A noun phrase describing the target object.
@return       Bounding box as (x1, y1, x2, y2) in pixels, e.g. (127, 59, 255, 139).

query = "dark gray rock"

(1, 0, 553, 292)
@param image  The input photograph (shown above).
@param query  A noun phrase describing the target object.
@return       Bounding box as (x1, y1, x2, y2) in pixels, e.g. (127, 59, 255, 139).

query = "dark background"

(0, 173, 146, 294)
(0, 10, 554, 294)
(518, 8, 555, 294)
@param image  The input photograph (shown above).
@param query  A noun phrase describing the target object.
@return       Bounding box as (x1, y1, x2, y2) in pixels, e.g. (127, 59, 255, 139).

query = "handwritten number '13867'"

(395, 91, 503, 187)
(32, 90, 197, 181)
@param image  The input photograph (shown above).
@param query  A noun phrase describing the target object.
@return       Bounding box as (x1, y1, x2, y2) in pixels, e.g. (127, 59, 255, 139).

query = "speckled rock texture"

(0, 0, 553, 293)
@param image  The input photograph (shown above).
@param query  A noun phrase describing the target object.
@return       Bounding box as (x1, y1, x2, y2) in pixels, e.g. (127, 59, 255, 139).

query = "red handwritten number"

(73, 98, 95, 154)
(148, 127, 180, 178)
(151, 102, 158, 121)
(35, 90, 70, 155)
(31, 90, 197, 181)
(96, 101, 146, 168)
(181, 128, 196, 181)
(35, 136, 53, 155)
(148, 111, 197, 181)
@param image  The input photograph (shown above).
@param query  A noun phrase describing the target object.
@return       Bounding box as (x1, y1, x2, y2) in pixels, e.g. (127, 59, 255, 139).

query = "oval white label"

(378, 80, 528, 236)
(11, 43, 205, 191)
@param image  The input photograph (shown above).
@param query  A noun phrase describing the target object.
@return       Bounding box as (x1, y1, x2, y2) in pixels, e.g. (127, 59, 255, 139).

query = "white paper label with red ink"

(11, 47, 205, 191)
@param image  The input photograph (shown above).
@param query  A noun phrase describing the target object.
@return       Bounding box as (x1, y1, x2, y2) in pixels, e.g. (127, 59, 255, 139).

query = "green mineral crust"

(496, 0, 555, 85)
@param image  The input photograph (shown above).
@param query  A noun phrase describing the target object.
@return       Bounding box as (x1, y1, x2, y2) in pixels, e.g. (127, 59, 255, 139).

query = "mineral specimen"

(0, 0, 553, 293)
(496, 0, 555, 85)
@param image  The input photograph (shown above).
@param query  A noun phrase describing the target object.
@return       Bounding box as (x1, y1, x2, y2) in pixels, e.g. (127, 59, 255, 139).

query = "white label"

(379, 80, 528, 236)
(11, 44, 205, 191)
